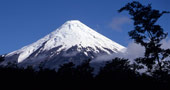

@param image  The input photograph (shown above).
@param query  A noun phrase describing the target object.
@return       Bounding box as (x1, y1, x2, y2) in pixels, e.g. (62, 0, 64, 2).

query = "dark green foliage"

(119, 1, 170, 74)
(57, 62, 76, 80)
(95, 58, 137, 88)
(97, 58, 133, 80)
(0, 58, 170, 89)
(74, 59, 94, 80)
(55, 60, 94, 88)
(56, 59, 94, 81)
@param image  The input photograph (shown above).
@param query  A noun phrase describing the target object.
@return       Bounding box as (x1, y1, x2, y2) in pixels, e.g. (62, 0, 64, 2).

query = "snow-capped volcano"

(3, 20, 126, 69)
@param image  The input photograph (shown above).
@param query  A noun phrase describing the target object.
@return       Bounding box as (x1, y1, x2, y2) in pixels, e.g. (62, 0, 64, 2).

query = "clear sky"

(0, 0, 170, 54)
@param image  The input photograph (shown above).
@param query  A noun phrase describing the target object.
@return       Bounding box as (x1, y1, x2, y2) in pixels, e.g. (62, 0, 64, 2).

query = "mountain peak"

(63, 20, 83, 26)
(65, 20, 81, 23)
(5, 20, 126, 65)
(60, 20, 87, 31)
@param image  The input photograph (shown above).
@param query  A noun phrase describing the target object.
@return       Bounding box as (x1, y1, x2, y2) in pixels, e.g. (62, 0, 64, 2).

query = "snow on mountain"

(3, 20, 126, 69)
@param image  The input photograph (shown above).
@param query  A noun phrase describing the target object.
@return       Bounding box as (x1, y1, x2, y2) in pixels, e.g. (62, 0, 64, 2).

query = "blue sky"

(0, 0, 170, 54)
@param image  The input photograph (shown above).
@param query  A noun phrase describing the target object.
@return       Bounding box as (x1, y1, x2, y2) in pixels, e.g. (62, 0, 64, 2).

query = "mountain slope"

(3, 20, 126, 69)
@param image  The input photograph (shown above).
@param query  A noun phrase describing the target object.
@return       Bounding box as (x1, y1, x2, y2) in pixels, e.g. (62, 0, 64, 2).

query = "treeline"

(0, 57, 170, 89)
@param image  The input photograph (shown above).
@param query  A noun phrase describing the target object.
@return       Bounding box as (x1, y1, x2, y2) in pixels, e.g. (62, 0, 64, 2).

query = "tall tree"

(118, 1, 170, 73)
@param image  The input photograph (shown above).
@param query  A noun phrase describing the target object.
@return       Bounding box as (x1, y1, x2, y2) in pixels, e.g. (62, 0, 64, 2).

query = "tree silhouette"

(56, 62, 76, 81)
(74, 59, 94, 80)
(96, 58, 135, 80)
(95, 58, 138, 89)
(118, 1, 170, 74)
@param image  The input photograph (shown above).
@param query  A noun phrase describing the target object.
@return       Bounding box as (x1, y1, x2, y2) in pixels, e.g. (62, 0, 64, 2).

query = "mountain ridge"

(3, 20, 126, 69)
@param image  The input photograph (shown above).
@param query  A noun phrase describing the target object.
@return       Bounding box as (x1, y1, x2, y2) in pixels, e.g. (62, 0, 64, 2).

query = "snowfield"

(4, 20, 126, 69)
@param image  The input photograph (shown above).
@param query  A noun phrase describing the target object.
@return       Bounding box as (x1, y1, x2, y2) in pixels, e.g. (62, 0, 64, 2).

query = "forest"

(0, 57, 170, 89)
